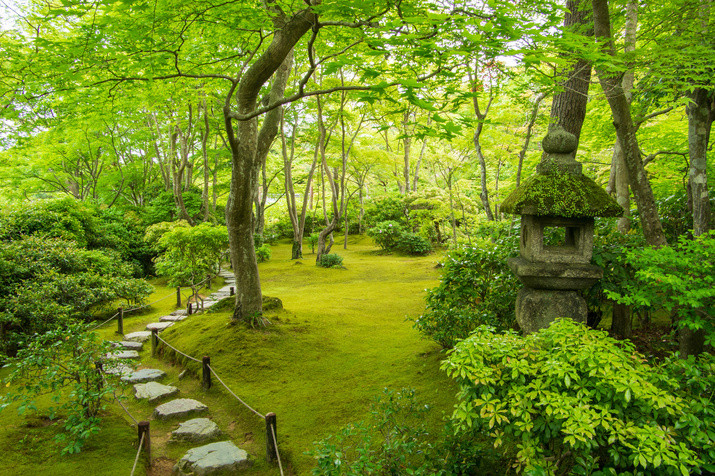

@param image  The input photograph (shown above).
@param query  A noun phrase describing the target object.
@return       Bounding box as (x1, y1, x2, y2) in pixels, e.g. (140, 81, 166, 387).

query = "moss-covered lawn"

(1, 235, 458, 475)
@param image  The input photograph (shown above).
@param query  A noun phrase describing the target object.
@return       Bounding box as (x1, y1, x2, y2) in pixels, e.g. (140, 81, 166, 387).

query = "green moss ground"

(1, 235, 457, 475)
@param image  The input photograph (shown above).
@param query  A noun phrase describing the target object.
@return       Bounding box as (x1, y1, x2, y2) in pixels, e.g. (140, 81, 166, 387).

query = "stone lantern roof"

(501, 127, 622, 218)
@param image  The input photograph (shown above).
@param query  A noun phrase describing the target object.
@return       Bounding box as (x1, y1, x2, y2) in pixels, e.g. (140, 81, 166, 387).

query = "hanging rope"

(129, 432, 146, 476)
(207, 364, 265, 420)
(154, 334, 201, 363)
(270, 422, 285, 476)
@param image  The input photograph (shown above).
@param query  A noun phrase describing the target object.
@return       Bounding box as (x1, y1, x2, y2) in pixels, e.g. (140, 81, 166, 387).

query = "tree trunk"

(592, 0, 667, 247)
(545, 0, 592, 151)
(516, 92, 546, 187)
(687, 87, 713, 237)
(402, 110, 412, 194)
(223, 8, 313, 321)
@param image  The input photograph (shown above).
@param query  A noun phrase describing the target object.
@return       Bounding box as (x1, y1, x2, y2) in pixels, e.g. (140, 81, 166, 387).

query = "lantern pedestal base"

(515, 287, 587, 334)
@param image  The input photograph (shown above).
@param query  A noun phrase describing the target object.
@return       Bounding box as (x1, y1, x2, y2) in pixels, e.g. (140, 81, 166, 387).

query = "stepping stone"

(154, 398, 208, 420)
(124, 331, 152, 343)
(171, 309, 189, 316)
(104, 363, 133, 378)
(120, 341, 143, 351)
(146, 321, 173, 332)
(122, 368, 166, 384)
(170, 418, 222, 443)
(218, 286, 233, 293)
(160, 314, 187, 322)
(106, 350, 140, 359)
(134, 381, 179, 402)
(201, 301, 217, 308)
(174, 441, 250, 475)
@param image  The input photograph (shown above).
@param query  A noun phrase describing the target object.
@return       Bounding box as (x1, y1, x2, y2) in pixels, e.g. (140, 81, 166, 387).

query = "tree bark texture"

(224, 8, 314, 321)
(592, 0, 667, 247)
(547, 0, 593, 148)
(687, 88, 713, 237)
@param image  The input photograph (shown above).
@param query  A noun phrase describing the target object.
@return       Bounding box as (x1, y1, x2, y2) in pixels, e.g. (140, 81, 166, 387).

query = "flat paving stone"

(174, 441, 250, 475)
(171, 309, 189, 316)
(122, 368, 166, 384)
(124, 331, 152, 343)
(120, 341, 143, 350)
(160, 314, 187, 322)
(104, 363, 133, 378)
(134, 381, 179, 402)
(218, 286, 233, 293)
(106, 350, 140, 359)
(146, 321, 174, 332)
(154, 398, 208, 420)
(171, 418, 222, 443)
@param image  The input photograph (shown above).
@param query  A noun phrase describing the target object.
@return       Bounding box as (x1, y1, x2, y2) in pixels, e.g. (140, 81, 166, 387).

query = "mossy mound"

(501, 172, 622, 218)
(207, 295, 283, 313)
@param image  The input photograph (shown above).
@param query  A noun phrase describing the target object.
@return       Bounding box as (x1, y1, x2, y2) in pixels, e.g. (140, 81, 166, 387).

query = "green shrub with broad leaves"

(367, 221, 405, 251)
(0, 237, 152, 357)
(318, 253, 344, 268)
(606, 230, 715, 347)
(256, 244, 272, 263)
(310, 388, 494, 476)
(442, 319, 710, 475)
(396, 232, 432, 256)
(1, 324, 124, 455)
(414, 233, 518, 348)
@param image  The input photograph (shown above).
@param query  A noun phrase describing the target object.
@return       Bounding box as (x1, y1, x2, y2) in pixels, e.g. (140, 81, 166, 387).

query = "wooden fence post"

(95, 361, 103, 391)
(206, 274, 211, 290)
(138, 421, 151, 462)
(117, 307, 124, 335)
(176, 286, 182, 307)
(265, 412, 277, 463)
(188, 302, 193, 315)
(151, 329, 158, 357)
(202, 356, 211, 390)
(230, 287, 235, 296)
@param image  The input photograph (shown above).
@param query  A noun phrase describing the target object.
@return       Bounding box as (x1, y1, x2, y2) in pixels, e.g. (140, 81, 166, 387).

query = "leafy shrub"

(396, 232, 432, 255)
(256, 244, 272, 263)
(254, 233, 264, 248)
(0, 237, 153, 356)
(363, 194, 407, 228)
(308, 233, 319, 254)
(318, 253, 343, 268)
(443, 319, 707, 475)
(607, 230, 715, 347)
(367, 221, 404, 251)
(310, 388, 495, 475)
(414, 235, 518, 348)
(1, 324, 122, 454)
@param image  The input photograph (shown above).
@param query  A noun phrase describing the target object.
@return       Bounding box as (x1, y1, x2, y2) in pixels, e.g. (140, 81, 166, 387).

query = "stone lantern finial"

(536, 126, 582, 176)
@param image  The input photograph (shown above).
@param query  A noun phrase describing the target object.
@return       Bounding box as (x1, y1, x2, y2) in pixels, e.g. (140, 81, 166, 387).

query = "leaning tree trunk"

(592, 0, 667, 248)
(223, 9, 313, 321)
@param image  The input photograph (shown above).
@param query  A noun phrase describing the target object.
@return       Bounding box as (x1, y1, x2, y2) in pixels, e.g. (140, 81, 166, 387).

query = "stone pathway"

(105, 270, 251, 474)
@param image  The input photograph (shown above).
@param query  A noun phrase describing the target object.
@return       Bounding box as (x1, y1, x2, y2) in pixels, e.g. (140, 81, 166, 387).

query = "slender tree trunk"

(592, 0, 667, 247)
(402, 110, 412, 194)
(517, 92, 546, 187)
(687, 87, 713, 237)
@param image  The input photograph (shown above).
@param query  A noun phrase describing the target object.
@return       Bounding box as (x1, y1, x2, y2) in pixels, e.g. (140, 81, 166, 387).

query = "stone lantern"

(501, 127, 622, 334)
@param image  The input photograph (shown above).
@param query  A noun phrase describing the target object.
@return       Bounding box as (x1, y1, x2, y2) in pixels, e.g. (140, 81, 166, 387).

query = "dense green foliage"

(318, 253, 344, 268)
(607, 231, 715, 346)
(367, 221, 405, 251)
(443, 319, 712, 475)
(256, 244, 272, 263)
(1, 324, 121, 454)
(310, 388, 492, 476)
(0, 237, 152, 356)
(396, 232, 432, 256)
(414, 228, 519, 348)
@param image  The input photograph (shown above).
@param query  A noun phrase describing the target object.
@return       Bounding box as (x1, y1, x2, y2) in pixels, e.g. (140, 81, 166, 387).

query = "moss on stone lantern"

(501, 126, 621, 334)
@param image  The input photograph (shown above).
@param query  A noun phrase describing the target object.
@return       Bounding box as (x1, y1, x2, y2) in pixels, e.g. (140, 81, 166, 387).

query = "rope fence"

(130, 431, 146, 476)
(89, 274, 222, 332)
(152, 332, 285, 469)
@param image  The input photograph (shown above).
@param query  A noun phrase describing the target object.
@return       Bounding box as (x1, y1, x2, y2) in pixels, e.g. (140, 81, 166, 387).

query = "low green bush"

(310, 388, 494, 475)
(414, 235, 518, 348)
(367, 221, 404, 251)
(396, 232, 432, 256)
(318, 253, 344, 268)
(308, 233, 319, 254)
(256, 244, 272, 263)
(1, 324, 122, 455)
(443, 319, 710, 475)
